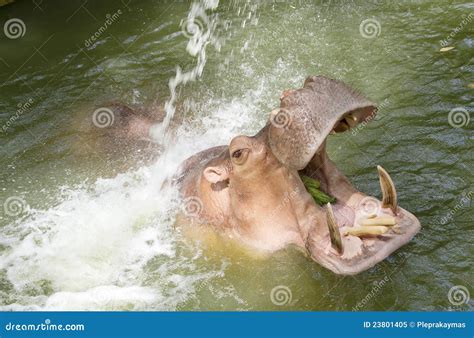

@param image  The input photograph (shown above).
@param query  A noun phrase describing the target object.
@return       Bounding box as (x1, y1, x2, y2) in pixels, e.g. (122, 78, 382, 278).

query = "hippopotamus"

(172, 75, 421, 275)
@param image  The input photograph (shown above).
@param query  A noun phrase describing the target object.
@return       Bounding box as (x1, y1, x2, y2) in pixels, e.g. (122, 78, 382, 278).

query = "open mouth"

(298, 112, 421, 275)
(269, 76, 421, 275)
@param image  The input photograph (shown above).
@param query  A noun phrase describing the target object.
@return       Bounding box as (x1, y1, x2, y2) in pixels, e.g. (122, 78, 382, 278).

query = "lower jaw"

(301, 160, 395, 232)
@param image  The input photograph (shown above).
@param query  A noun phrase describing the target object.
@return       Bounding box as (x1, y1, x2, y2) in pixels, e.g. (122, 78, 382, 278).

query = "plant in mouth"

(300, 174, 336, 206)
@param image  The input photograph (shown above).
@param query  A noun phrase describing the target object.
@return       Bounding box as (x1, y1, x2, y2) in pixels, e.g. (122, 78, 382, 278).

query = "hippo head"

(185, 76, 421, 275)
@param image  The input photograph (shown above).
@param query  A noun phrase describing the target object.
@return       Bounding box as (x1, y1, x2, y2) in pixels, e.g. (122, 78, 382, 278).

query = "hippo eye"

(230, 148, 249, 165)
(232, 149, 243, 158)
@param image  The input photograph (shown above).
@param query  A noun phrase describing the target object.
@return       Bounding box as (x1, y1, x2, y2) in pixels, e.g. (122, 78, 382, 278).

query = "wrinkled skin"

(174, 75, 421, 275)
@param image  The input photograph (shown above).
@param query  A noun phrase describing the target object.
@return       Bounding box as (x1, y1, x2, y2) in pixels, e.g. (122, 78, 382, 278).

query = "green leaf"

(300, 175, 336, 206)
(301, 175, 320, 189)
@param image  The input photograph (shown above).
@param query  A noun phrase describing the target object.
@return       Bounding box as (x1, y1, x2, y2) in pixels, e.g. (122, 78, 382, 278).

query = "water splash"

(0, 143, 227, 310)
(0, 0, 285, 311)
(149, 0, 220, 143)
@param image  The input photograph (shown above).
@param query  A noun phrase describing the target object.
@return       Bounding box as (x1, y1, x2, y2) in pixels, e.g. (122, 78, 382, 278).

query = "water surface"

(0, 0, 472, 310)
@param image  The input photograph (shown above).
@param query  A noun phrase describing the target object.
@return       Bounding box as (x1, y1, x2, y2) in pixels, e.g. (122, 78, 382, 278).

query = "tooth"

(345, 115, 358, 128)
(360, 216, 396, 226)
(334, 120, 350, 133)
(326, 203, 344, 254)
(377, 165, 398, 214)
(344, 225, 389, 237)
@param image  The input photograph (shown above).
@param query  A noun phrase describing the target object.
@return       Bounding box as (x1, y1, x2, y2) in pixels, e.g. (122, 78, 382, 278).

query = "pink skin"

(177, 126, 420, 275)
(133, 76, 422, 275)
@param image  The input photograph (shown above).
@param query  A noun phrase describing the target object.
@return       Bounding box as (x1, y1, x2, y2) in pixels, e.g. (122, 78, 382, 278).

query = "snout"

(267, 76, 376, 170)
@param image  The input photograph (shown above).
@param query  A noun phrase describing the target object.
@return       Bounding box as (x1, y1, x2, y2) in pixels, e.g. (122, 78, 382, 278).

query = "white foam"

(44, 285, 159, 311)
(0, 140, 231, 310)
(1, 165, 175, 289)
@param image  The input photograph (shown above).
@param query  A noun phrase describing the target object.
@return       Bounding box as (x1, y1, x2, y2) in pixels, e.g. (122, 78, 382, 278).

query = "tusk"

(377, 165, 398, 215)
(326, 203, 344, 254)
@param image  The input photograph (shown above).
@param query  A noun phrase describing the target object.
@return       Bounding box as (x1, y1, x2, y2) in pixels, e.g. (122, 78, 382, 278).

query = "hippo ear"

(267, 76, 377, 170)
(203, 166, 229, 184)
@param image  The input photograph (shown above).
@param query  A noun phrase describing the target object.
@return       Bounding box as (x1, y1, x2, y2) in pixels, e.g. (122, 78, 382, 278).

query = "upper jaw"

(267, 75, 377, 171)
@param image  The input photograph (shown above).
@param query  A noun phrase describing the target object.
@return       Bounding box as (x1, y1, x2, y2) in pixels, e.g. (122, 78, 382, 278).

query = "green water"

(0, 0, 472, 311)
